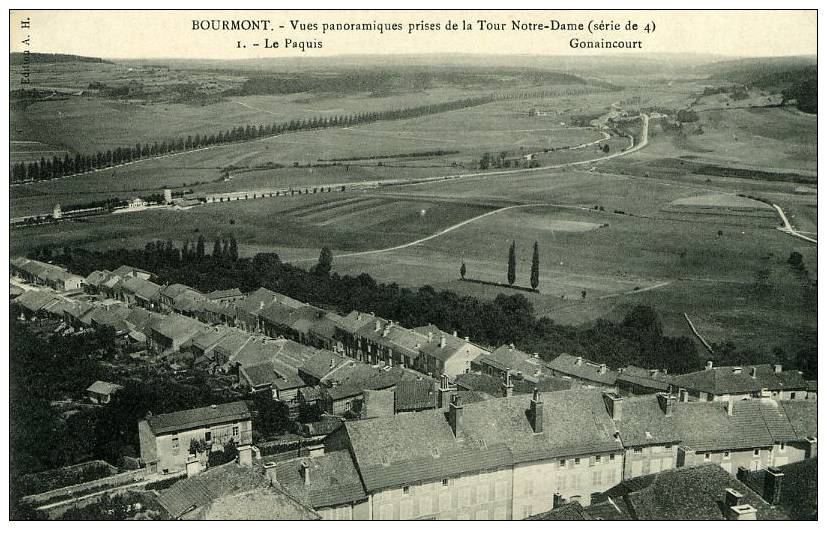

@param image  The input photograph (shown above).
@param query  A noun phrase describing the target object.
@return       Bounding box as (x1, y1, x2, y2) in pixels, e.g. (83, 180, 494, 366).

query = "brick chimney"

(603, 391, 622, 421)
(764, 467, 784, 505)
(705, 360, 713, 371)
(437, 374, 452, 409)
(726, 493, 757, 520)
(804, 437, 817, 459)
(502, 372, 514, 398)
(530, 388, 543, 434)
(724, 487, 743, 508)
(448, 394, 463, 438)
(656, 392, 674, 417)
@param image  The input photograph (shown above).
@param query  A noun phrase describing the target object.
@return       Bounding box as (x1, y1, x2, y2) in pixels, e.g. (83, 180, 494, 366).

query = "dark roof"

(273, 450, 367, 509)
(472, 345, 550, 383)
(740, 459, 817, 520)
(525, 501, 592, 520)
(602, 464, 788, 520)
(548, 353, 618, 385)
(616, 371, 672, 392)
(120, 276, 161, 299)
(455, 372, 572, 397)
(144, 401, 250, 436)
(150, 313, 206, 343)
(14, 289, 60, 312)
(672, 364, 807, 395)
(206, 288, 243, 301)
(241, 363, 280, 388)
(394, 379, 438, 412)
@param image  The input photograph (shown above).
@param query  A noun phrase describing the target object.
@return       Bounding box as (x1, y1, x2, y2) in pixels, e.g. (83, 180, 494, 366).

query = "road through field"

(286, 115, 650, 264)
(772, 203, 818, 244)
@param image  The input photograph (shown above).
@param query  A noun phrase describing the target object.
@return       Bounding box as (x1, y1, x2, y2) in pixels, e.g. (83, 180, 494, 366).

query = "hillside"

(9, 52, 112, 65)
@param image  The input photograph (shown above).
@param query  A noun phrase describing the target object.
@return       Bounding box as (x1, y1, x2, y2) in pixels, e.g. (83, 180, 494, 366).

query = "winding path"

(286, 114, 650, 263)
(772, 203, 817, 244)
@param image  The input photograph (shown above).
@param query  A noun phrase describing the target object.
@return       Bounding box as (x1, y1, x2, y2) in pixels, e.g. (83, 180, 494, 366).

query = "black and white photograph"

(4, 7, 819, 522)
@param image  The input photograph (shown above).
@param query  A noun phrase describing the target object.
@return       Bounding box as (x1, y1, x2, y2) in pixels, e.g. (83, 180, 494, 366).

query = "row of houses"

(11, 257, 85, 291)
(140, 386, 817, 520)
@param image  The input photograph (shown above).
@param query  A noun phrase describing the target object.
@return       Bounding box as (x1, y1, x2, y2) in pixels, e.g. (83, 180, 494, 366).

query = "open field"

(9, 60, 817, 360)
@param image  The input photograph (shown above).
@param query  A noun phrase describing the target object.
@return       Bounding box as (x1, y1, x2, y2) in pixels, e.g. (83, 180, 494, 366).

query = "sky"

(9, 10, 817, 60)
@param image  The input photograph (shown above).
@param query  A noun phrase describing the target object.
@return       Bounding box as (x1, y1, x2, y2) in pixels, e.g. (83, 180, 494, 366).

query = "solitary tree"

(507, 241, 516, 286)
(530, 241, 540, 290)
(212, 237, 222, 259)
(196, 235, 205, 260)
(460, 261, 467, 280)
(228, 235, 239, 261)
(313, 246, 333, 275)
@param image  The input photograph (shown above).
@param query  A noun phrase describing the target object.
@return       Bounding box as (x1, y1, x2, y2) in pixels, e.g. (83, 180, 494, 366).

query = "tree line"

(10, 95, 493, 184)
(38, 242, 703, 376)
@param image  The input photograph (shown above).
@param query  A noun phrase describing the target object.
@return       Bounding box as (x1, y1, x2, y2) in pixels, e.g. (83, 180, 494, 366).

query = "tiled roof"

(145, 401, 250, 436)
(473, 345, 551, 383)
(335, 310, 376, 333)
(613, 395, 683, 447)
(671, 398, 798, 452)
(616, 370, 672, 391)
(241, 363, 280, 388)
(671, 364, 807, 395)
(84, 270, 111, 287)
(525, 501, 593, 520)
(299, 350, 350, 381)
(603, 464, 788, 520)
(455, 372, 572, 397)
(120, 276, 161, 300)
(156, 462, 316, 520)
(740, 459, 817, 520)
(150, 313, 206, 343)
(394, 379, 438, 412)
(206, 288, 243, 301)
(273, 450, 367, 509)
(548, 353, 618, 385)
(308, 313, 342, 339)
(413, 324, 485, 363)
(13, 289, 60, 312)
(346, 388, 621, 492)
(779, 400, 817, 440)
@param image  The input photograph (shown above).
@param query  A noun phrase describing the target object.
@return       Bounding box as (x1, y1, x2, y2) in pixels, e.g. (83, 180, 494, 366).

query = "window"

(172, 437, 179, 453)
(753, 449, 760, 457)
(205, 431, 212, 443)
(665, 445, 672, 450)
(232, 426, 239, 438)
(724, 451, 730, 459)
(633, 448, 643, 454)
(441, 478, 449, 487)
(704, 453, 711, 462)
(574, 458, 580, 465)
(559, 459, 566, 468)
(403, 486, 410, 495)
(609, 453, 616, 461)
(790, 392, 797, 400)
(780, 443, 786, 452)
(595, 455, 602, 463)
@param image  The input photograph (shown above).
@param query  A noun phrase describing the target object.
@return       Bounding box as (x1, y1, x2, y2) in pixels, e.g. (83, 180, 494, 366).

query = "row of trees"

(10, 95, 493, 183)
(41, 243, 703, 376)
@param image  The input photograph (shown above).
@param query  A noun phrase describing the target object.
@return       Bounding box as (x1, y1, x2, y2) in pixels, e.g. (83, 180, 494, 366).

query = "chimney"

(299, 461, 312, 485)
(657, 392, 674, 417)
(726, 398, 735, 417)
(509, 343, 515, 350)
(502, 372, 514, 398)
(452, 330, 458, 337)
(427, 331, 433, 343)
(382, 325, 390, 337)
(764, 467, 784, 506)
(804, 437, 817, 459)
(736, 466, 750, 483)
(678, 388, 689, 402)
(575, 356, 583, 366)
(750, 366, 757, 378)
(774, 364, 782, 374)
(724, 487, 743, 508)
(438, 375, 452, 409)
(264, 461, 278, 485)
(259, 301, 264, 310)
(603, 392, 622, 421)
(307, 443, 325, 458)
(732, 366, 742, 375)
(599, 364, 608, 374)
(705, 361, 713, 371)
(464, 336, 469, 342)
(726, 502, 757, 520)
(375, 320, 381, 332)
(440, 335, 446, 348)
(530, 388, 544, 434)
(533, 352, 539, 359)
(448, 394, 463, 438)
